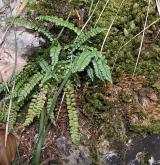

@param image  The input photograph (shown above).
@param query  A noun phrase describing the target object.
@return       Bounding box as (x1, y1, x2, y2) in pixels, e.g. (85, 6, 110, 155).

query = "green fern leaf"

(1, 102, 22, 130)
(0, 83, 6, 93)
(73, 50, 93, 73)
(4, 92, 19, 100)
(87, 66, 94, 81)
(50, 43, 62, 69)
(39, 60, 50, 72)
(65, 27, 105, 53)
(36, 15, 81, 35)
(23, 84, 48, 126)
(97, 58, 112, 83)
(8, 109, 18, 130)
(46, 95, 55, 125)
(90, 49, 112, 83)
(18, 72, 43, 102)
(11, 63, 40, 91)
(65, 81, 79, 144)
(75, 27, 105, 44)
(92, 60, 103, 80)
(5, 17, 54, 41)
(40, 60, 58, 83)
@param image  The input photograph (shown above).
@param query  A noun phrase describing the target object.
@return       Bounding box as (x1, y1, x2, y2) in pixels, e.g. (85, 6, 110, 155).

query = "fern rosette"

(3, 14, 112, 147)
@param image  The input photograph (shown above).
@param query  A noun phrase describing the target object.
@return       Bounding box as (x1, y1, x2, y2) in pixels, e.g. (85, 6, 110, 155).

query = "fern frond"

(18, 72, 43, 102)
(9, 64, 38, 91)
(8, 106, 19, 130)
(87, 66, 94, 81)
(5, 17, 54, 41)
(65, 80, 79, 144)
(65, 27, 105, 51)
(0, 106, 7, 126)
(75, 27, 105, 44)
(50, 43, 62, 69)
(1, 102, 22, 130)
(40, 60, 59, 83)
(4, 92, 19, 100)
(13, 64, 39, 91)
(39, 60, 51, 73)
(36, 15, 81, 35)
(81, 49, 112, 83)
(55, 62, 70, 83)
(0, 110, 5, 126)
(92, 60, 103, 80)
(78, 45, 98, 52)
(23, 84, 48, 126)
(0, 83, 6, 93)
(41, 71, 54, 84)
(96, 58, 112, 83)
(73, 50, 93, 73)
(46, 94, 55, 124)
(92, 58, 112, 83)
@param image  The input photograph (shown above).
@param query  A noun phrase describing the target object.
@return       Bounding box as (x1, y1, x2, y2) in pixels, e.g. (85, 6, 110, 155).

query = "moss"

(153, 80, 160, 91)
(130, 123, 160, 134)
(26, 0, 70, 18)
(83, 90, 114, 118)
(89, 0, 159, 85)
(26, 0, 159, 85)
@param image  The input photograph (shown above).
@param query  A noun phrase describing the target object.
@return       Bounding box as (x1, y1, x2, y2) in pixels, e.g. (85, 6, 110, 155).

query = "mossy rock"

(130, 123, 160, 134)
(27, 0, 70, 17)
(88, 0, 160, 84)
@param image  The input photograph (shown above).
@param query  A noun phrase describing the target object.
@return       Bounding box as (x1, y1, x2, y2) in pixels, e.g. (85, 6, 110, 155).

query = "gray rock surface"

(102, 151, 119, 165)
(125, 134, 160, 165)
(0, 0, 45, 56)
(0, 27, 45, 56)
(0, 0, 45, 82)
(56, 137, 92, 165)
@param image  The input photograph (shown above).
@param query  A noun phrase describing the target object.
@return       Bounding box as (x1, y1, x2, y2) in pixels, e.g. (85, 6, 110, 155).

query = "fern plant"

(1, 15, 112, 144)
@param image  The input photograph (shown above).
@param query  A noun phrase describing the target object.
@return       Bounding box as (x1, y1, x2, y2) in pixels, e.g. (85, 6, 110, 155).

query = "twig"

(56, 92, 66, 122)
(0, 0, 26, 46)
(100, 0, 125, 52)
(5, 81, 15, 146)
(80, 0, 100, 32)
(111, 17, 160, 72)
(129, 0, 151, 88)
(88, 0, 94, 16)
(5, 0, 18, 146)
(94, 0, 110, 27)
(0, 25, 11, 46)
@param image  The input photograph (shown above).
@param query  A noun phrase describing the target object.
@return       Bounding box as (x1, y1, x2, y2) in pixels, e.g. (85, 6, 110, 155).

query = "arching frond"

(36, 15, 81, 35)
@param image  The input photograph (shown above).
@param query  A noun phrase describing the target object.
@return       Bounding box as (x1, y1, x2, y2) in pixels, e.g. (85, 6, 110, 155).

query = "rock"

(97, 139, 110, 155)
(0, 0, 45, 55)
(0, 0, 45, 82)
(125, 134, 160, 164)
(56, 137, 92, 165)
(0, 0, 4, 8)
(102, 151, 119, 165)
(0, 0, 25, 19)
(0, 27, 45, 56)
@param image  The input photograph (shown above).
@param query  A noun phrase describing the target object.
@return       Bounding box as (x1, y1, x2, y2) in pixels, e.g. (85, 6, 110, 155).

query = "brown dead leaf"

(0, 48, 27, 82)
(16, 1, 26, 17)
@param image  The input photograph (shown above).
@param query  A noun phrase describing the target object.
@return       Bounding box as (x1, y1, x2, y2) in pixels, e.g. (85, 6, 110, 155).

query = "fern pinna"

(1, 15, 112, 144)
